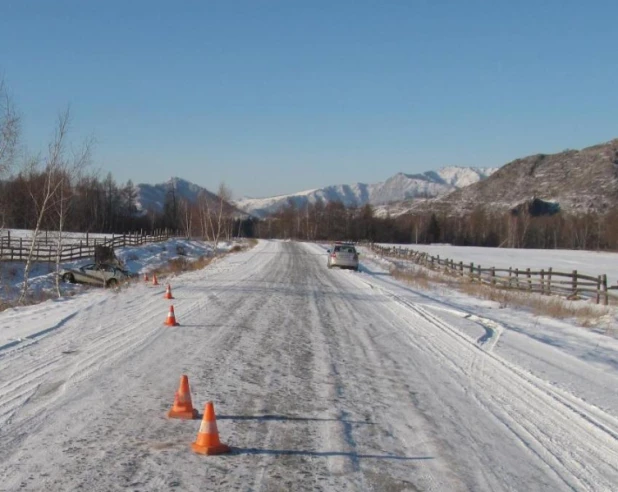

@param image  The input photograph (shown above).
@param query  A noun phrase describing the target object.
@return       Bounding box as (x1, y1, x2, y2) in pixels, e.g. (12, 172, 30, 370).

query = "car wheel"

(106, 278, 119, 288)
(62, 272, 75, 283)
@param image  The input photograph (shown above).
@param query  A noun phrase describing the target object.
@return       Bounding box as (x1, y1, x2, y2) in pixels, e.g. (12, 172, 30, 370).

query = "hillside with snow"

(393, 138, 618, 217)
(135, 177, 248, 218)
(234, 167, 498, 217)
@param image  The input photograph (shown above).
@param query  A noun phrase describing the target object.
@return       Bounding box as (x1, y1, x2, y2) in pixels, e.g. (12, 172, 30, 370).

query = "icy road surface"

(1, 240, 618, 491)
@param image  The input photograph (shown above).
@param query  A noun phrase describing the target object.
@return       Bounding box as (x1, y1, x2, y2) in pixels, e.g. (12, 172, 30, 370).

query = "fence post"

(540, 269, 545, 295)
(603, 274, 608, 306)
(596, 275, 601, 304)
(515, 268, 519, 289)
(572, 270, 578, 296)
(79, 240, 83, 259)
(491, 267, 495, 287)
(20, 238, 23, 260)
(459, 261, 463, 276)
(469, 262, 474, 279)
(548, 267, 552, 295)
(477, 264, 481, 283)
(527, 268, 531, 291)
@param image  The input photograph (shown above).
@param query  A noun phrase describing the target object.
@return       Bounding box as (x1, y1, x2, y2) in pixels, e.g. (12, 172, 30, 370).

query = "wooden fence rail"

(372, 245, 610, 306)
(0, 230, 179, 263)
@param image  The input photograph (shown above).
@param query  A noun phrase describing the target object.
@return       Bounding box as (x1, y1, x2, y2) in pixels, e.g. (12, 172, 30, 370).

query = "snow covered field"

(379, 243, 618, 285)
(1, 240, 618, 490)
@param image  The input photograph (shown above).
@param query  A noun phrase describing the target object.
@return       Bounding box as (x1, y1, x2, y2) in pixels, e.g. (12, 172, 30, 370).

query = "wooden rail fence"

(0, 230, 179, 263)
(372, 245, 611, 306)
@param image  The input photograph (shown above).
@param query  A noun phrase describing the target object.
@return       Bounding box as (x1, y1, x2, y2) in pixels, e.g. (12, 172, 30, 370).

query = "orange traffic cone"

(167, 375, 198, 419)
(164, 305, 179, 326)
(152, 274, 159, 286)
(144, 273, 149, 282)
(164, 284, 174, 299)
(191, 402, 231, 455)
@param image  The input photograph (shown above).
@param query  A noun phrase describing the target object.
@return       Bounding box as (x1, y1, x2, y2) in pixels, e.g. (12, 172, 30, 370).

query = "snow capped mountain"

(135, 177, 215, 212)
(135, 177, 216, 214)
(235, 167, 498, 217)
(135, 177, 247, 217)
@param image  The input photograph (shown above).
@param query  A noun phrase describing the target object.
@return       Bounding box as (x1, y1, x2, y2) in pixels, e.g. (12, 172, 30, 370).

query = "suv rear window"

(334, 246, 355, 253)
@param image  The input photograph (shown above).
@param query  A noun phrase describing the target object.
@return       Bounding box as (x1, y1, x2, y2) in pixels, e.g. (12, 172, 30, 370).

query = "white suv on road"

(327, 243, 359, 271)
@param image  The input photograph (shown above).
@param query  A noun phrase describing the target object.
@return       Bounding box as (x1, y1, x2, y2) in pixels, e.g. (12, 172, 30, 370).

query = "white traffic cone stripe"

(199, 420, 219, 434)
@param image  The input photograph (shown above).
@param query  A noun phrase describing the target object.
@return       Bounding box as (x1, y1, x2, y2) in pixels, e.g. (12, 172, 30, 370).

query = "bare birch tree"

(53, 136, 93, 297)
(19, 110, 70, 303)
(203, 183, 231, 254)
(179, 197, 193, 238)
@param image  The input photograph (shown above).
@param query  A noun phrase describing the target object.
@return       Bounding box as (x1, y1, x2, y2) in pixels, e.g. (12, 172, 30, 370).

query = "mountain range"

(134, 138, 618, 220)
(234, 167, 498, 218)
(134, 168, 497, 219)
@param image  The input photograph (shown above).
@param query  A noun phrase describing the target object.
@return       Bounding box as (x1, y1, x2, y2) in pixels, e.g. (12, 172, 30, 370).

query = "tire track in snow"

(0, 286, 166, 453)
(370, 285, 618, 491)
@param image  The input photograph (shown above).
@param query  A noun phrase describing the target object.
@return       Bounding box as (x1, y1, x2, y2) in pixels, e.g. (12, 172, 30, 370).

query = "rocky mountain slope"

(397, 139, 618, 216)
(234, 167, 498, 217)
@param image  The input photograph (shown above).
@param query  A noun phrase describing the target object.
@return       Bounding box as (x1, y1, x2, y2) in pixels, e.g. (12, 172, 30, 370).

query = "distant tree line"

(253, 199, 618, 251)
(0, 171, 149, 233)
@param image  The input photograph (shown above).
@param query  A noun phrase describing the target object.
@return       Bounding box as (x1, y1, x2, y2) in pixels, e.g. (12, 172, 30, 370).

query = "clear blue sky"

(2, 0, 617, 198)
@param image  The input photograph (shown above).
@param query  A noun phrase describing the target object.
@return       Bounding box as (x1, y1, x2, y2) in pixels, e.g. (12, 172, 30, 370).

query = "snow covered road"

(1, 240, 618, 491)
